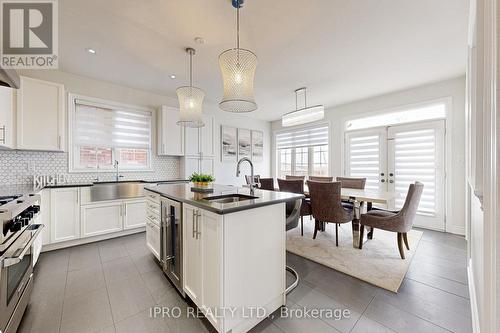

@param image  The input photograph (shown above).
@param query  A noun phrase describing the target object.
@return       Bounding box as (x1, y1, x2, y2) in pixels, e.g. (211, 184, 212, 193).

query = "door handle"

(380, 179, 386, 183)
(389, 180, 394, 183)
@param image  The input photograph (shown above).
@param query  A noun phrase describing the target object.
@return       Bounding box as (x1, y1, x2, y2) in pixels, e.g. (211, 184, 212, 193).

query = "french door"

(345, 120, 445, 231)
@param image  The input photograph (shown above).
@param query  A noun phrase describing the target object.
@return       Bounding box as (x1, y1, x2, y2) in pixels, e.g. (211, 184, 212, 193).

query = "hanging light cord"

(189, 50, 193, 87)
(236, 6, 240, 49)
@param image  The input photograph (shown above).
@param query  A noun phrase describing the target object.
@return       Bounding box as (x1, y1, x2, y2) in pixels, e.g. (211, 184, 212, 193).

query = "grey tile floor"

(18, 228, 472, 333)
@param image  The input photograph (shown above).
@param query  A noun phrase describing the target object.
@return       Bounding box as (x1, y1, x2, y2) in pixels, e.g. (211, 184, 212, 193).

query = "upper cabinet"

(16, 76, 65, 151)
(157, 105, 184, 156)
(0, 86, 15, 149)
(185, 114, 215, 157)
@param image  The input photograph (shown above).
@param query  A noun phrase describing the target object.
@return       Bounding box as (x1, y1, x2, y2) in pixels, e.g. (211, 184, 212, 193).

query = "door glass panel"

(346, 132, 384, 190)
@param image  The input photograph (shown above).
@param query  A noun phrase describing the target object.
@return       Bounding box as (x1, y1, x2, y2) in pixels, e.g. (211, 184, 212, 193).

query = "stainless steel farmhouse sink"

(203, 194, 258, 204)
(81, 181, 146, 203)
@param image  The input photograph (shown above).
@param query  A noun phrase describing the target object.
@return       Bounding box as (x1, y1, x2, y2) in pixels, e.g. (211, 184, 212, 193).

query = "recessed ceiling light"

(170, 74, 176, 79)
(194, 37, 205, 44)
(86, 48, 96, 54)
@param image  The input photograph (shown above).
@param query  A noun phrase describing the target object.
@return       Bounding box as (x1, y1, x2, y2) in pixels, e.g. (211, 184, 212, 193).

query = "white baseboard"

(42, 227, 145, 252)
(449, 225, 466, 236)
(467, 260, 481, 333)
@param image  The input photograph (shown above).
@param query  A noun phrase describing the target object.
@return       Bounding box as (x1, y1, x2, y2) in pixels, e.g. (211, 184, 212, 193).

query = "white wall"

(18, 69, 272, 186)
(271, 76, 466, 235)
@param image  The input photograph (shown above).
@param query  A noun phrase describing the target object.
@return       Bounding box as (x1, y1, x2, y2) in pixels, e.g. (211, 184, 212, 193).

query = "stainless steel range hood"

(0, 66, 20, 89)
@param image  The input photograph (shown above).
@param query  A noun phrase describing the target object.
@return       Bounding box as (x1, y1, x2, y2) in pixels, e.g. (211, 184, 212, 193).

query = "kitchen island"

(144, 184, 303, 333)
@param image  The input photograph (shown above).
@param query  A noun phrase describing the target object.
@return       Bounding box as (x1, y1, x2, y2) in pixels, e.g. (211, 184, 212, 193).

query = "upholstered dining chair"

(277, 178, 311, 236)
(245, 174, 261, 185)
(258, 178, 275, 191)
(309, 176, 333, 182)
(308, 181, 354, 245)
(359, 182, 424, 259)
(336, 177, 366, 189)
(285, 175, 306, 181)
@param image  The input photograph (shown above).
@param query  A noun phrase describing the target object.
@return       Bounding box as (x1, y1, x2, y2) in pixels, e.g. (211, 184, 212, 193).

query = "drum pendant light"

(219, 0, 258, 113)
(177, 48, 205, 127)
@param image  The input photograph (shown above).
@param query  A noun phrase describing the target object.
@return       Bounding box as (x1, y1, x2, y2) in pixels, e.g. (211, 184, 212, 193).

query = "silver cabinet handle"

(195, 211, 201, 239)
(192, 210, 196, 239)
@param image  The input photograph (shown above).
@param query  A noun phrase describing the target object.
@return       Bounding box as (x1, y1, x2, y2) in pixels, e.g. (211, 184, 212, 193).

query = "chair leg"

(403, 232, 410, 250)
(301, 216, 304, 236)
(335, 223, 339, 247)
(367, 227, 374, 239)
(359, 224, 365, 249)
(313, 219, 319, 239)
(397, 233, 405, 259)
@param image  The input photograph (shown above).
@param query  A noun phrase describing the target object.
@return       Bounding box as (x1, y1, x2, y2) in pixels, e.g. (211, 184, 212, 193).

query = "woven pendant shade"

(219, 3, 258, 113)
(177, 47, 205, 128)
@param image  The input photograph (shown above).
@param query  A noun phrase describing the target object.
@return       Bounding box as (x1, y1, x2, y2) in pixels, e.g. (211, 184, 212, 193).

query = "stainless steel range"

(0, 193, 44, 333)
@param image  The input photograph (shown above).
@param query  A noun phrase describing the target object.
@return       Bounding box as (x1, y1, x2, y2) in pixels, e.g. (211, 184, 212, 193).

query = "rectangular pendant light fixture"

(282, 87, 324, 127)
(282, 105, 325, 127)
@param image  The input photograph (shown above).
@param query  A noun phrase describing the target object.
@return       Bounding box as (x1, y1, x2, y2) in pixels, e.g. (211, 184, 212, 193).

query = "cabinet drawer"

(146, 220, 160, 260)
(146, 211, 160, 224)
(145, 191, 160, 203)
(146, 200, 159, 213)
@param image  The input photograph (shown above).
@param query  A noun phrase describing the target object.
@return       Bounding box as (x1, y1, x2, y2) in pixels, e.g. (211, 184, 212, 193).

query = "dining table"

(305, 187, 398, 248)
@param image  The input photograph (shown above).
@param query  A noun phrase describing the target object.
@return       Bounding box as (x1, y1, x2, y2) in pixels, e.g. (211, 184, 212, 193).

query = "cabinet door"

(158, 106, 184, 156)
(200, 158, 214, 175)
(0, 86, 15, 149)
(185, 126, 200, 156)
(183, 205, 202, 303)
(200, 115, 214, 157)
(50, 188, 80, 243)
(17, 76, 65, 151)
(81, 202, 122, 237)
(123, 200, 147, 229)
(200, 210, 222, 328)
(146, 219, 161, 260)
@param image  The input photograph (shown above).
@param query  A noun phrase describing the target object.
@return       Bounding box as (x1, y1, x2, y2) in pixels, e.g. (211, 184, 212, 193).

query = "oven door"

(0, 223, 44, 333)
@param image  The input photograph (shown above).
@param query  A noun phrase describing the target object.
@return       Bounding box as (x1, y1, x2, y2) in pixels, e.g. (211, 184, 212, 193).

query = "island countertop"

(145, 183, 304, 215)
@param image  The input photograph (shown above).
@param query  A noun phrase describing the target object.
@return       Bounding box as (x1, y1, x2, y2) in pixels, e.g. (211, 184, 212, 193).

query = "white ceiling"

(59, 0, 468, 121)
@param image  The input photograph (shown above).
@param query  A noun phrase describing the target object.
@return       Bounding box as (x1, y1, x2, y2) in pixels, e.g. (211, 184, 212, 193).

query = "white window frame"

(274, 122, 331, 178)
(68, 93, 154, 173)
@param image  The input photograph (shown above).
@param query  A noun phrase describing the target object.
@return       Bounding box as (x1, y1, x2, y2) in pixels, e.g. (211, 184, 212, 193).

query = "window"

(275, 124, 329, 178)
(345, 102, 446, 131)
(70, 96, 153, 172)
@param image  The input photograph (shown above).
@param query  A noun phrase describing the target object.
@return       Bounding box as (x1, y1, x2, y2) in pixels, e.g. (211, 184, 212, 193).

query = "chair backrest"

(277, 178, 304, 194)
(278, 178, 304, 216)
(285, 175, 305, 181)
(309, 176, 333, 182)
(336, 177, 366, 189)
(245, 174, 260, 185)
(308, 181, 351, 222)
(259, 178, 275, 191)
(397, 181, 424, 231)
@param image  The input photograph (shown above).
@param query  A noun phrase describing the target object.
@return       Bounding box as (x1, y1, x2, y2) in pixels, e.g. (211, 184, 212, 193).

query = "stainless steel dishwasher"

(160, 198, 184, 296)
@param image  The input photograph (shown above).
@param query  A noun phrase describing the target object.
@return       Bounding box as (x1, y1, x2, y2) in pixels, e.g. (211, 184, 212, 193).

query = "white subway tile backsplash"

(0, 151, 180, 185)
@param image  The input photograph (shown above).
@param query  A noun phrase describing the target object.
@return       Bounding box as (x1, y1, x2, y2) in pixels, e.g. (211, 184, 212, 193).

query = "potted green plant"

(189, 173, 215, 188)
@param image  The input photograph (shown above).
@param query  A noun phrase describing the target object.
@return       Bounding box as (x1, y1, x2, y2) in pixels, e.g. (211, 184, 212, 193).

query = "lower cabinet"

(124, 199, 147, 229)
(81, 199, 147, 238)
(80, 202, 123, 237)
(183, 204, 222, 328)
(50, 188, 80, 243)
(146, 219, 161, 260)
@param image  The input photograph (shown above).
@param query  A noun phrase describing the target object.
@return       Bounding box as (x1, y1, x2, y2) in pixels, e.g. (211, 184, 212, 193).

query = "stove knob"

(11, 221, 22, 232)
(32, 205, 40, 213)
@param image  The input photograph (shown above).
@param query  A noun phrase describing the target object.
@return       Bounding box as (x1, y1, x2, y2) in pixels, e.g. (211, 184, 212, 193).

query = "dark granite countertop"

(0, 179, 189, 195)
(145, 183, 304, 215)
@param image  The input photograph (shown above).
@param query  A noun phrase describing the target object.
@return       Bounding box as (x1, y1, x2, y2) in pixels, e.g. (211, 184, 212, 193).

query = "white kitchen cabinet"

(80, 201, 122, 237)
(0, 85, 15, 149)
(16, 76, 65, 151)
(183, 204, 203, 304)
(123, 199, 147, 229)
(184, 114, 215, 157)
(157, 105, 184, 156)
(181, 156, 214, 178)
(50, 188, 80, 243)
(183, 203, 285, 333)
(146, 219, 160, 260)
